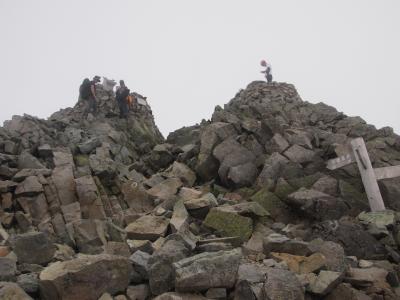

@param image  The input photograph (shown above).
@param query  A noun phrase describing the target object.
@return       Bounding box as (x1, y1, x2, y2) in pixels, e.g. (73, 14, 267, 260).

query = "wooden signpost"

(327, 137, 400, 212)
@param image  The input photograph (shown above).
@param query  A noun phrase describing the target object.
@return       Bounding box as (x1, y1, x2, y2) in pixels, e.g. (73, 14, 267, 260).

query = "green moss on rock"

(203, 208, 253, 241)
(287, 173, 323, 190)
(74, 154, 89, 167)
(274, 178, 296, 200)
(250, 187, 290, 219)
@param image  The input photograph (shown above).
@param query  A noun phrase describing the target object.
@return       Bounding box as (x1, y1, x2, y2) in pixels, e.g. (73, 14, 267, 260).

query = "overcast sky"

(0, 1, 399, 137)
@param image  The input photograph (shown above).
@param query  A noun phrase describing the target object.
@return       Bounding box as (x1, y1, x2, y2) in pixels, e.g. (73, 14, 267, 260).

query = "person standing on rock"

(116, 80, 130, 118)
(260, 60, 273, 83)
(80, 76, 100, 114)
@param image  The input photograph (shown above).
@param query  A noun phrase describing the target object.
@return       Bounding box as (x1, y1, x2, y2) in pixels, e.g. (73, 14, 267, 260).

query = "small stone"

(359, 259, 374, 268)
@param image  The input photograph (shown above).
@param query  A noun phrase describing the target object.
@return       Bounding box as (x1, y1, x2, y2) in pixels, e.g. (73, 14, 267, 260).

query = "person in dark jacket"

(115, 80, 130, 118)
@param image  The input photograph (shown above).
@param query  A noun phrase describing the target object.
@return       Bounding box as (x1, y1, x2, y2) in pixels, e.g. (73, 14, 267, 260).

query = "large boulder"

(51, 166, 77, 205)
(14, 176, 43, 196)
(164, 162, 196, 187)
(146, 178, 183, 201)
(10, 231, 56, 265)
(75, 175, 106, 219)
(148, 240, 190, 295)
(125, 215, 170, 241)
(0, 257, 17, 281)
(263, 268, 305, 300)
(173, 248, 242, 292)
(0, 281, 33, 300)
(203, 208, 253, 241)
(39, 254, 132, 300)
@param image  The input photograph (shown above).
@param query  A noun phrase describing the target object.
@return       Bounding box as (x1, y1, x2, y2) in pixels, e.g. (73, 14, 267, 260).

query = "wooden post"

(350, 138, 386, 212)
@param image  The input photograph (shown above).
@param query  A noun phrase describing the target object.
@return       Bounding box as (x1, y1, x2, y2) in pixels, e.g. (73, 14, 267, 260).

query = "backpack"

(79, 78, 92, 100)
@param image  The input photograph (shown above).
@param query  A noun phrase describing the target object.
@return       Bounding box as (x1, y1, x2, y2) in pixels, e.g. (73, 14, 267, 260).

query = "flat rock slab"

(146, 178, 183, 201)
(125, 215, 170, 241)
(174, 248, 242, 292)
(264, 268, 305, 300)
(15, 176, 43, 196)
(39, 254, 132, 300)
(309, 270, 344, 296)
(263, 233, 312, 256)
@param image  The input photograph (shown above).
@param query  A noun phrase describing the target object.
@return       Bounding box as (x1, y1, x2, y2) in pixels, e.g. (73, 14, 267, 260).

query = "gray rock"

(146, 178, 183, 201)
(286, 188, 349, 220)
(18, 152, 45, 169)
(39, 254, 132, 300)
(71, 219, 107, 254)
(148, 240, 190, 295)
(309, 270, 344, 296)
(17, 273, 39, 294)
(129, 250, 151, 280)
(126, 284, 150, 300)
(78, 137, 101, 154)
(0, 281, 33, 300)
(263, 233, 312, 256)
(324, 283, 372, 300)
(10, 232, 56, 265)
(75, 175, 106, 219)
(51, 166, 77, 205)
(283, 144, 315, 164)
(0, 257, 17, 281)
(165, 162, 196, 187)
(205, 288, 227, 299)
(174, 248, 242, 292)
(263, 268, 305, 300)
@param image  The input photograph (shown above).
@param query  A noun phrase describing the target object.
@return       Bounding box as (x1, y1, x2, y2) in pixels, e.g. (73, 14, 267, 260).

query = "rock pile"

(1, 80, 400, 299)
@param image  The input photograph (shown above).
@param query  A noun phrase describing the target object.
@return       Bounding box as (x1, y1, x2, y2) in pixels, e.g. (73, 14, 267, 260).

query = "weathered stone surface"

(17, 193, 50, 226)
(286, 188, 348, 220)
(165, 162, 196, 187)
(121, 181, 154, 213)
(325, 283, 372, 300)
(71, 219, 107, 254)
(17, 273, 39, 294)
(15, 176, 43, 196)
(217, 202, 269, 218)
(153, 292, 208, 300)
(39, 254, 132, 300)
(18, 152, 45, 169)
(130, 250, 151, 280)
(346, 267, 388, 287)
(309, 239, 347, 273)
(10, 232, 56, 265)
(75, 175, 106, 219)
(147, 178, 183, 201)
(51, 166, 77, 205)
(263, 233, 312, 256)
(205, 287, 227, 299)
(174, 249, 241, 292)
(271, 252, 327, 274)
(0, 257, 17, 281)
(204, 208, 253, 241)
(263, 268, 305, 300)
(126, 215, 169, 241)
(283, 144, 315, 164)
(250, 187, 291, 222)
(0, 281, 33, 300)
(148, 240, 190, 295)
(78, 137, 101, 154)
(184, 192, 217, 210)
(170, 199, 189, 233)
(309, 270, 344, 296)
(126, 284, 150, 300)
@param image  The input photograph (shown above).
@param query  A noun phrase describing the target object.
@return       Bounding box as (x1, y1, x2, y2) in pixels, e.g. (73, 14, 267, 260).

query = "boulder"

(0, 257, 17, 281)
(309, 240, 347, 273)
(263, 268, 305, 300)
(250, 188, 291, 222)
(130, 250, 151, 280)
(121, 181, 154, 213)
(283, 144, 315, 164)
(17, 273, 39, 294)
(18, 152, 45, 169)
(146, 178, 183, 201)
(39, 254, 132, 300)
(286, 188, 348, 220)
(15, 176, 43, 196)
(0, 281, 33, 300)
(10, 232, 56, 265)
(71, 219, 107, 254)
(153, 292, 207, 300)
(203, 208, 253, 241)
(78, 137, 101, 154)
(148, 240, 190, 295)
(126, 284, 150, 300)
(170, 199, 189, 233)
(165, 162, 196, 187)
(309, 270, 344, 296)
(51, 166, 77, 205)
(17, 193, 50, 226)
(184, 192, 218, 212)
(325, 283, 372, 300)
(263, 233, 312, 256)
(174, 248, 241, 292)
(125, 215, 169, 241)
(75, 175, 106, 219)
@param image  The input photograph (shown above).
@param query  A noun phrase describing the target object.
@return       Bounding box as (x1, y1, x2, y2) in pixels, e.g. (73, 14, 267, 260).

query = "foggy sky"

(0, 0, 399, 137)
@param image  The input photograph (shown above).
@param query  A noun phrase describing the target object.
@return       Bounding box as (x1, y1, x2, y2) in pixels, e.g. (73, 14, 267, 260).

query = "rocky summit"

(1, 80, 400, 300)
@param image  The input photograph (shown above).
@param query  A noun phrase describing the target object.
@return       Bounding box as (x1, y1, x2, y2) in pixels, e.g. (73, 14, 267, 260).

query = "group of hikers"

(79, 61, 272, 117)
(79, 76, 136, 118)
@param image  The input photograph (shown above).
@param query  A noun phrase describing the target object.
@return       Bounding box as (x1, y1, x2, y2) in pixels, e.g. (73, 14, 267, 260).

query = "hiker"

(79, 76, 100, 114)
(260, 60, 273, 83)
(116, 80, 130, 118)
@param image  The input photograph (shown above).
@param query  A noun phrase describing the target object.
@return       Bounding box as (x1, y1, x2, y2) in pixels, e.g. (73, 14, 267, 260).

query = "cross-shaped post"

(327, 137, 400, 212)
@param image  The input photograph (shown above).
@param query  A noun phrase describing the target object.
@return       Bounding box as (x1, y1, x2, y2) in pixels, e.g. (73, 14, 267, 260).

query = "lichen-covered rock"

(203, 208, 253, 241)
(0, 281, 33, 300)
